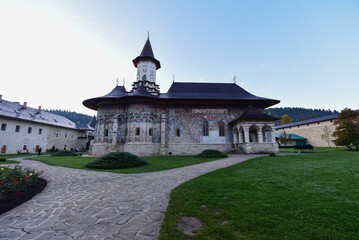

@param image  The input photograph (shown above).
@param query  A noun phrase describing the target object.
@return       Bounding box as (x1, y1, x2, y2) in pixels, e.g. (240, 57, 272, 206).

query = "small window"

(142, 75, 147, 81)
(104, 129, 109, 137)
(176, 128, 181, 137)
(71, 135, 73, 138)
(15, 125, 20, 132)
(203, 122, 209, 136)
(317, 122, 320, 125)
(136, 128, 140, 136)
(38, 128, 42, 134)
(298, 126, 300, 128)
(330, 120, 333, 123)
(149, 128, 153, 136)
(56, 132, 59, 137)
(23, 145, 27, 150)
(219, 122, 225, 137)
(28, 127, 32, 133)
(1, 124, 6, 131)
(65, 133, 67, 138)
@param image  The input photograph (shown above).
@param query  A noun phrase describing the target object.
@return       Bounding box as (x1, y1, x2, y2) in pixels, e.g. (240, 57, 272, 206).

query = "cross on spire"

(147, 31, 149, 39)
(116, 78, 119, 86)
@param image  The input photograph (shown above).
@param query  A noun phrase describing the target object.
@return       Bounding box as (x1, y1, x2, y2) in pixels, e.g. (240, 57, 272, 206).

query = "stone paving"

(0, 154, 260, 240)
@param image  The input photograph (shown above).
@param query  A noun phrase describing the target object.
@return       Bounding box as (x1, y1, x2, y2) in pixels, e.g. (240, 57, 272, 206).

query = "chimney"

(0, 94, 2, 101)
(37, 106, 42, 113)
(23, 102, 27, 108)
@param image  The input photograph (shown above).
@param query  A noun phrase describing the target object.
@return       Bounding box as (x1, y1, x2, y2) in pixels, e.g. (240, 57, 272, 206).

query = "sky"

(0, 0, 358, 116)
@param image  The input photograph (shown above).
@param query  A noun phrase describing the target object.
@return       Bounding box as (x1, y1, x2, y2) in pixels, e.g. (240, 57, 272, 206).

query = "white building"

(0, 95, 93, 154)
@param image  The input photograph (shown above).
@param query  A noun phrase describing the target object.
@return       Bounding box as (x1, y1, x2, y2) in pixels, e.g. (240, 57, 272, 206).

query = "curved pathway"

(0, 154, 259, 240)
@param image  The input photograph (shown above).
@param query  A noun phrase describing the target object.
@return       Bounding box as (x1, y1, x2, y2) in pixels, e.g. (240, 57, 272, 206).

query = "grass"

(0, 160, 20, 165)
(27, 155, 223, 174)
(279, 146, 347, 153)
(159, 149, 359, 240)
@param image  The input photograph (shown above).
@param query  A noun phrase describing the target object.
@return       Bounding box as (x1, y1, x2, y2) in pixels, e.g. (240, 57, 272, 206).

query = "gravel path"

(0, 154, 259, 240)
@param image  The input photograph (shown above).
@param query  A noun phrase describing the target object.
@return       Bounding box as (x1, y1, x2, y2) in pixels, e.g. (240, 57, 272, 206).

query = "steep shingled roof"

(132, 38, 161, 69)
(229, 105, 281, 124)
(0, 99, 85, 130)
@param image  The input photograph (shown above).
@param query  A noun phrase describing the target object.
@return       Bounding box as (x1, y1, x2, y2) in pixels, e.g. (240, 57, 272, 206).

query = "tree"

(321, 126, 332, 147)
(280, 114, 293, 125)
(332, 108, 359, 150)
(279, 131, 292, 147)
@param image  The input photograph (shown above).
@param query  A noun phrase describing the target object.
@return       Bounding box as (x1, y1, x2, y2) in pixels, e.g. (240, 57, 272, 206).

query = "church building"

(83, 37, 280, 156)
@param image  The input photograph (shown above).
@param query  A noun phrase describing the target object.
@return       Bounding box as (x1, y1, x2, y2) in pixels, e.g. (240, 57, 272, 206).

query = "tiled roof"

(275, 109, 359, 129)
(0, 99, 85, 130)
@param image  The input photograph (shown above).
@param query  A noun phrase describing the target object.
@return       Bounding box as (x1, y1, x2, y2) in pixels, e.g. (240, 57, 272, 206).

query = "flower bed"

(0, 166, 45, 201)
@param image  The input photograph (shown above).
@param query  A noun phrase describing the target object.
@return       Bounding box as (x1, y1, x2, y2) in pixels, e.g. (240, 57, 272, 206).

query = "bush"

(196, 150, 228, 158)
(86, 152, 148, 169)
(269, 153, 276, 157)
(52, 150, 77, 156)
(0, 158, 6, 162)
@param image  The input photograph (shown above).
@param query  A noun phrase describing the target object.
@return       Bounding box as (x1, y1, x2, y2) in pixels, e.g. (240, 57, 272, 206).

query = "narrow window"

(71, 135, 73, 138)
(176, 128, 181, 137)
(1, 123, 7, 131)
(104, 129, 109, 137)
(28, 127, 32, 133)
(219, 122, 225, 137)
(15, 125, 20, 132)
(136, 127, 140, 136)
(142, 75, 147, 81)
(149, 128, 153, 136)
(56, 132, 59, 137)
(65, 133, 67, 138)
(38, 128, 42, 134)
(23, 145, 27, 150)
(203, 122, 209, 136)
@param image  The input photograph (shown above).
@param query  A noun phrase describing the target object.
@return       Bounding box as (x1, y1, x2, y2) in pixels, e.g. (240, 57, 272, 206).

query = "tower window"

(15, 125, 20, 132)
(38, 128, 42, 134)
(149, 128, 153, 136)
(219, 122, 225, 137)
(176, 128, 181, 137)
(142, 75, 147, 81)
(136, 128, 140, 136)
(203, 122, 209, 136)
(28, 127, 32, 134)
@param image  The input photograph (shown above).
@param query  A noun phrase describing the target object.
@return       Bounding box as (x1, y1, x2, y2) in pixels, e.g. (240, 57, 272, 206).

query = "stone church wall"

(276, 120, 336, 147)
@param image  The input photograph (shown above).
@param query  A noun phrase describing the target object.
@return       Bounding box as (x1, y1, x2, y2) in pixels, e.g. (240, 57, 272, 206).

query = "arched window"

(1, 145, 6, 154)
(203, 122, 209, 136)
(136, 127, 140, 136)
(219, 122, 225, 137)
(142, 75, 147, 81)
(149, 128, 153, 136)
(176, 128, 181, 137)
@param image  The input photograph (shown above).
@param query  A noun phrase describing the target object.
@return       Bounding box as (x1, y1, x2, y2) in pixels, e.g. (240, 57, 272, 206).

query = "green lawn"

(159, 149, 359, 239)
(0, 160, 20, 165)
(27, 155, 223, 174)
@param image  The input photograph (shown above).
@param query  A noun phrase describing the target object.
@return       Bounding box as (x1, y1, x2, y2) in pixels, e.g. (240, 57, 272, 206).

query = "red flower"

(16, 192, 19, 194)
(41, 170, 44, 174)
(0, 182, 4, 185)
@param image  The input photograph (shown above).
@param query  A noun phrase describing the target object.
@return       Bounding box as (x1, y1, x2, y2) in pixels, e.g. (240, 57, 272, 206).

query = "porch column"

(271, 129, 276, 143)
(100, 120, 105, 143)
(233, 128, 238, 146)
(244, 127, 250, 143)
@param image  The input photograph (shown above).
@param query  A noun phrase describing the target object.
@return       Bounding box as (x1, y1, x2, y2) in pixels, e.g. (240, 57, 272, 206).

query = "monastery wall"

(0, 117, 88, 154)
(276, 120, 336, 147)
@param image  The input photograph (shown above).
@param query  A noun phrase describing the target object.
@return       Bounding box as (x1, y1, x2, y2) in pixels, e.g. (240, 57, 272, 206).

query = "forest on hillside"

(264, 107, 339, 123)
(47, 107, 339, 125)
(45, 109, 93, 124)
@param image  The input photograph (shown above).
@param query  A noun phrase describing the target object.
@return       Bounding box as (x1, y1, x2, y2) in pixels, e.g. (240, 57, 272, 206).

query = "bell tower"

(132, 35, 161, 95)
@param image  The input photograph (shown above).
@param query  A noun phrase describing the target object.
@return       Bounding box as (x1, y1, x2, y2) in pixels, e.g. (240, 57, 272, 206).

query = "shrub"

(0, 158, 6, 162)
(86, 152, 148, 169)
(269, 153, 276, 157)
(0, 166, 44, 201)
(52, 150, 77, 156)
(196, 150, 228, 158)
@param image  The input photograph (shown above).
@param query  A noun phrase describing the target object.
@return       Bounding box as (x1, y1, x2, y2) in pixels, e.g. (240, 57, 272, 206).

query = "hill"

(45, 109, 93, 124)
(264, 107, 339, 124)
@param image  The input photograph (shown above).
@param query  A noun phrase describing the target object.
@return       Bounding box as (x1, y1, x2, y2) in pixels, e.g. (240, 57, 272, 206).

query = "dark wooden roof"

(229, 105, 281, 124)
(132, 38, 161, 69)
(83, 82, 280, 110)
